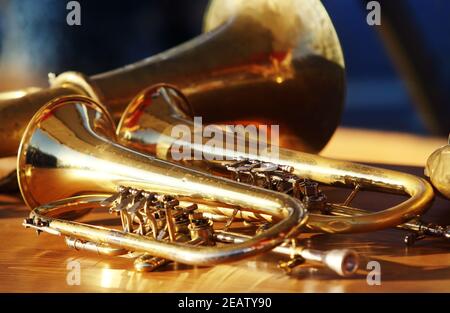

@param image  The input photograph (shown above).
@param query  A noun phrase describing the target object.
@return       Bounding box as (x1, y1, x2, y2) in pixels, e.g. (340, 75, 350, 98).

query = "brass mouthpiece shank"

(214, 231, 359, 277)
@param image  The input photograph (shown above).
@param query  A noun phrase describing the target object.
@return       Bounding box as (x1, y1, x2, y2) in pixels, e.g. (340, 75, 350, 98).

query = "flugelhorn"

(18, 95, 359, 275)
(116, 84, 436, 238)
(17, 95, 312, 272)
(0, 0, 344, 159)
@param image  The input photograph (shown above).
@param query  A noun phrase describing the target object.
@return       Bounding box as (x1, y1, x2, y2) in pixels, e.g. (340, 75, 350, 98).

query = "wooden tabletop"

(0, 128, 449, 292)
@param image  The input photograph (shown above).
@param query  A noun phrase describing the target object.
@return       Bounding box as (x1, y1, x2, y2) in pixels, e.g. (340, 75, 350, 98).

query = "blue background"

(0, 0, 448, 135)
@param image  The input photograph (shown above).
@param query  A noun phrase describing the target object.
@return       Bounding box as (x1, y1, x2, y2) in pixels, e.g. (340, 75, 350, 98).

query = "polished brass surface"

(17, 95, 307, 268)
(24, 192, 358, 276)
(117, 85, 435, 234)
(0, 85, 79, 156)
(0, 87, 42, 100)
(0, 0, 344, 158)
(425, 137, 450, 199)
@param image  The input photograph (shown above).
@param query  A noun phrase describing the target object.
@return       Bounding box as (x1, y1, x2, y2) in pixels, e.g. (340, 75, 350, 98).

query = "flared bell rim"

(117, 83, 195, 137)
(17, 95, 116, 209)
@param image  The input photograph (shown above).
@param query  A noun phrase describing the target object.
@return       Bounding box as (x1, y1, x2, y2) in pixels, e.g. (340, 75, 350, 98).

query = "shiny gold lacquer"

(26, 194, 359, 276)
(117, 85, 435, 234)
(425, 137, 450, 199)
(0, 0, 344, 158)
(17, 96, 307, 267)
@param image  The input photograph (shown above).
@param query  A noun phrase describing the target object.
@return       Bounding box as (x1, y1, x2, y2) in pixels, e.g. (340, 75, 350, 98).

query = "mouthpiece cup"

(323, 249, 359, 277)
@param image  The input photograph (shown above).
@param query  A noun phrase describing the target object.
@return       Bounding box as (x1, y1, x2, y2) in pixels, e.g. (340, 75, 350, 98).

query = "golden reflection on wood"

(321, 128, 447, 166)
(0, 129, 449, 292)
(0, 165, 449, 292)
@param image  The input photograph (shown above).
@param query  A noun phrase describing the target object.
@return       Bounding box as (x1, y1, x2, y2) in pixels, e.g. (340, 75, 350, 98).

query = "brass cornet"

(116, 84, 437, 239)
(18, 95, 362, 274)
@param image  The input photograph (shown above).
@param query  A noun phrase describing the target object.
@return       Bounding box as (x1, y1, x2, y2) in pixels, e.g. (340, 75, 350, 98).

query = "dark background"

(0, 0, 449, 135)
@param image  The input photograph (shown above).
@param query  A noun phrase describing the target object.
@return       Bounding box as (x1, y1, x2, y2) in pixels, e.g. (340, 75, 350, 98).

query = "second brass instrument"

(0, 0, 344, 159)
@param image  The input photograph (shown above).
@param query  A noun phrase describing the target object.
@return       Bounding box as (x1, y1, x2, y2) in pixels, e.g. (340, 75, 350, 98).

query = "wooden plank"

(0, 129, 448, 292)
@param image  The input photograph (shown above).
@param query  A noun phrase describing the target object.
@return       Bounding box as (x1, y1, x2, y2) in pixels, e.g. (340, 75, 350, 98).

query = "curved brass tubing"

(17, 96, 306, 266)
(117, 85, 435, 234)
(25, 195, 359, 276)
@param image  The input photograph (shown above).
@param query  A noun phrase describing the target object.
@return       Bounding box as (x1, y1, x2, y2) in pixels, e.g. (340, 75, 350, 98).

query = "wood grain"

(0, 129, 448, 292)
